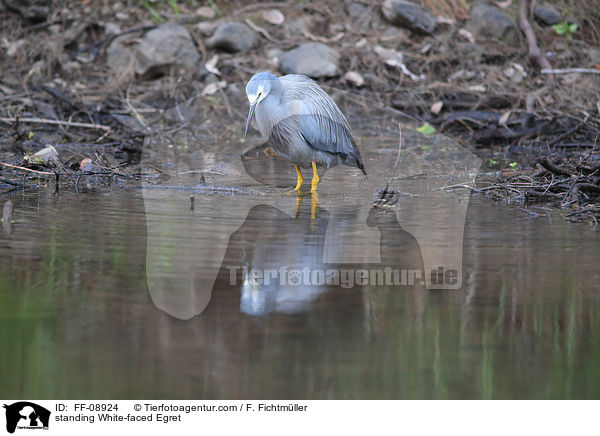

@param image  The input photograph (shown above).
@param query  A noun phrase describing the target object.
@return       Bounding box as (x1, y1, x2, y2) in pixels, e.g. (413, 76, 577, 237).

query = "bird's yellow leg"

(310, 161, 320, 193)
(294, 165, 304, 191)
(286, 165, 304, 195)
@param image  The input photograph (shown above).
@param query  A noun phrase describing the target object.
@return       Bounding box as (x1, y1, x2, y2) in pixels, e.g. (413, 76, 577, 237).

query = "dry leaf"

(468, 84, 486, 92)
(420, 42, 432, 54)
(375, 46, 425, 81)
(430, 101, 443, 115)
(458, 28, 475, 43)
(495, 0, 512, 8)
(261, 9, 285, 25)
(355, 38, 367, 48)
(201, 80, 227, 96)
(437, 16, 455, 25)
(512, 63, 526, 74)
(205, 55, 220, 76)
(5, 39, 26, 57)
(498, 111, 511, 126)
(343, 71, 365, 87)
(26, 145, 60, 165)
(80, 158, 94, 171)
(374, 45, 403, 66)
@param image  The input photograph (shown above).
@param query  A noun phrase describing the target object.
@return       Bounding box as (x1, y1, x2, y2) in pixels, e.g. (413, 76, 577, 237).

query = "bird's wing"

(279, 75, 355, 156)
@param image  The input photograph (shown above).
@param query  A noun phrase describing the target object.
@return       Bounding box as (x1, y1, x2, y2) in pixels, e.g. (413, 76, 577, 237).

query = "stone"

(206, 22, 256, 53)
(106, 35, 136, 76)
(196, 21, 217, 36)
(106, 23, 200, 78)
(381, 0, 437, 35)
(104, 22, 121, 35)
(134, 23, 200, 76)
(3, 0, 51, 21)
(533, 4, 562, 26)
(286, 17, 310, 36)
(347, 2, 367, 18)
(466, 3, 520, 45)
(588, 48, 600, 65)
(278, 43, 340, 78)
(195, 6, 216, 19)
(261, 9, 285, 25)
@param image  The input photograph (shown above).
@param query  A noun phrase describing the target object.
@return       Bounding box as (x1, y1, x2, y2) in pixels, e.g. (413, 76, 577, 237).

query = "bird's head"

(244, 72, 279, 137)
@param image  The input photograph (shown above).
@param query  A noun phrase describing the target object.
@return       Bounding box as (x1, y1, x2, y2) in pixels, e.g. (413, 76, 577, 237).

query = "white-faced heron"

(244, 72, 367, 194)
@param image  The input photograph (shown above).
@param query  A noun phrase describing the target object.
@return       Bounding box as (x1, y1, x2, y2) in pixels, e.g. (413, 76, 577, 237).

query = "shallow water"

(1, 89, 599, 399)
(2, 184, 599, 399)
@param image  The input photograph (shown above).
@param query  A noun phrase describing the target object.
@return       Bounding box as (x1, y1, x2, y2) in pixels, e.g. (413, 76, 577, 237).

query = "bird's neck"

(256, 92, 284, 137)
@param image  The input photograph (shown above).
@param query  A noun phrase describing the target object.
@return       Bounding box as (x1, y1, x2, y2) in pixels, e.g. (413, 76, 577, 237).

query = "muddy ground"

(1, 0, 600, 223)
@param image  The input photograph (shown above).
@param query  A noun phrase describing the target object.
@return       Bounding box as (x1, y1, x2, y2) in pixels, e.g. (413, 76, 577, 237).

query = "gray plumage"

(244, 72, 366, 175)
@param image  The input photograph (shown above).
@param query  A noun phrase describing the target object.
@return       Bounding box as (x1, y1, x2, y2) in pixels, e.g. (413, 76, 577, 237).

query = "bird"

(244, 72, 367, 194)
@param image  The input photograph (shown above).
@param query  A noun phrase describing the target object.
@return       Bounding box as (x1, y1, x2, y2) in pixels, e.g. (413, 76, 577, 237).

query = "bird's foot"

(285, 188, 308, 196)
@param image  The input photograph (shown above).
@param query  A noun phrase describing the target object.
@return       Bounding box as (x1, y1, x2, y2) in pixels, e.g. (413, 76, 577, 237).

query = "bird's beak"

(244, 102, 257, 138)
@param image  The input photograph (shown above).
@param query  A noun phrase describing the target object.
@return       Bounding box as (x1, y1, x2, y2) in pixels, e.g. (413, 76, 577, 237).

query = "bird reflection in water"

(213, 187, 424, 316)
(219, 197, 329, 316)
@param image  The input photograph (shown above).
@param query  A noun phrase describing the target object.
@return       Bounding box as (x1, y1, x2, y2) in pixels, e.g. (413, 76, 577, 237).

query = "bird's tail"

(355, 154, 367, 178)
(341, 152, 367, 178)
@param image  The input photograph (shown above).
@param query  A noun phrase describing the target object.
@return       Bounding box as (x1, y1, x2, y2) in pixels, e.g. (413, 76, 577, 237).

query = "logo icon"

(3, 402, 50, 434)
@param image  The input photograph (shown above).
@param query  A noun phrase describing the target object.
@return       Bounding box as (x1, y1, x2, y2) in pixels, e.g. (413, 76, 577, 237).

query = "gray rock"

(134, 23, 200, 76)
(106, 35, 137, 76)
(196, 21, 218, 36)
(466, 3, 520, 45)
(588, 48, 600, 65)
(534, 4, 562, 26)
(278, 43, 340, 78)
(2, 0, 51, 21)
(106, 23, 200, 77)
(286, 17, 310, 36)
(347, 2, 367, 18)
(206, 22, 256, 53)
(195, 6, 216, 19)
(381, 0, 437, 35)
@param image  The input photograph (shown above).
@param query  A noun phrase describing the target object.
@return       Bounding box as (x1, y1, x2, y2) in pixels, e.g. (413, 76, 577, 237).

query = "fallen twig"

(535, 158, 573, 177)
(234, 2, 291, 14)
(547, 120, 585, 148)
(0, 117, 112, 131)
(244, 18, 279, 43)
(541, 68, 600, 75)
(442, 183, 483, 193)
(519, 0, 555, 86)
(0, 162, 54, 175)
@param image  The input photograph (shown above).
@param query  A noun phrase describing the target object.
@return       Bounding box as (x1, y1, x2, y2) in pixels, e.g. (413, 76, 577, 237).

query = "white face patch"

(247, 93, 258, 104)
(247, 84, 265, 104)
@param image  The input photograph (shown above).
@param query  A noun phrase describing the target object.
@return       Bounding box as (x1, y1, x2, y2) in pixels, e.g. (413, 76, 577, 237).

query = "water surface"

(1, 87, 599, 399)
